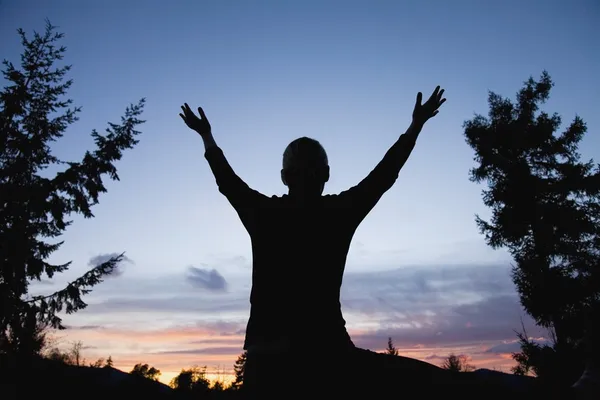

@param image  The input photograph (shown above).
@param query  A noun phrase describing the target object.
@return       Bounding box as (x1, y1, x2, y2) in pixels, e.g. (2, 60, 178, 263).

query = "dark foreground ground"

(0, 357, 582, 400)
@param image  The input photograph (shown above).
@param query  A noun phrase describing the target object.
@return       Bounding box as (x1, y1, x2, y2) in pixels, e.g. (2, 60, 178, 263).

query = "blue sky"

(1, 0, 598, 381)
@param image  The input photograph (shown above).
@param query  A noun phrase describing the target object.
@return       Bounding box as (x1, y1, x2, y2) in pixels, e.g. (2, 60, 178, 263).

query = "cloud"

(85, 295, 247, 315)
(88, 253, 134, 277)
(340, 263, 518, 321)
(65, 324, 105, 330)
(483, 341, 523, 355)
(155, 347, 243, 356)
(73, 262, 545, 359)
(349, 294, 542, 351)
(63, 320, 246, 343)
(63, 262, 548, 377)
(339, 264, 544, 350)
(188, 337, 246, 346)
(198, 255, 250, 270)
(483, 338, 552, 355)
(186, 267, 228, 292)
(424, 354, 453, 361)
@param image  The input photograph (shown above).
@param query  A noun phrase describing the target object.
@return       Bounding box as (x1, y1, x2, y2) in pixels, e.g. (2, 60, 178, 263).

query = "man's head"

(281, 137, 329, 196)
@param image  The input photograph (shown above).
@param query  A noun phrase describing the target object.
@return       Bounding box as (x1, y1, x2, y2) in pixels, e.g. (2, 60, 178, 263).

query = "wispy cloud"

(155, 347, 243, 356)
(483, 338, 552, 355)
(88, 252, 134, 277)
(349, 294, 540, 350)
(341, 264, 543, 349)
(186, 267, 228, 292)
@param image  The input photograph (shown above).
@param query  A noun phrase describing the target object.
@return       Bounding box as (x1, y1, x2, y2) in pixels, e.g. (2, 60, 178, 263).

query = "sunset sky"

(1, 0, 599, 385)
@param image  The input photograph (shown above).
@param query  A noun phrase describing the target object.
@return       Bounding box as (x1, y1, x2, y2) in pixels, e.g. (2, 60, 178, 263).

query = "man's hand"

(180, 103, 211, 137)
(412, 86, 446, 126)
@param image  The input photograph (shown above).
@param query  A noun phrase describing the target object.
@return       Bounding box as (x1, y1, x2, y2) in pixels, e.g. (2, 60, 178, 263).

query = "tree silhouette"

(69, 340, 84, 366)
(231, 350, 247, 390)
(441, 353, 475, 372)
(105, 355, 114, 368)
(384, 337, 399, 356)
(463, 71, 598, 379)
(45, 346, 71, 364)
(511, 323, 585, 386)
(130, 363, 161, 381)
(512, 330, 547, 377)
(0, 20, 145, 361)
(89, 357, 105, 368)
(170, 365, 210, 395)
(0, 317, 48, 358)
(39, 339, 87, 366)
(212, 380, 225, 392)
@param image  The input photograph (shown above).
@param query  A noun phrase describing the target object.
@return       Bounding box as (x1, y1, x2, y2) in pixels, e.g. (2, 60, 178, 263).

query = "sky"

(1, 0, 599, 385)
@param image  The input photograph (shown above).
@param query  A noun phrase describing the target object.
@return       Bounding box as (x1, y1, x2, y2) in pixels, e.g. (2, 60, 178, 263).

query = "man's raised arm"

(179, 104, 264, 211)
(340, 87, 446, 222)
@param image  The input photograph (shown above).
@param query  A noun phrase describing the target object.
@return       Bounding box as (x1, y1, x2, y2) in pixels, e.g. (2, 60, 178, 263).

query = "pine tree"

(231, 350, 247, 390)
(0, 20, 145, 361)
(384, 337, 398, 356)
(464, 71, 599, 381)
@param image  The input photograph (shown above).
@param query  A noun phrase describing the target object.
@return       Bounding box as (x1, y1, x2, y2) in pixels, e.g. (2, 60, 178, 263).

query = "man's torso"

(242, 194, 359, 350)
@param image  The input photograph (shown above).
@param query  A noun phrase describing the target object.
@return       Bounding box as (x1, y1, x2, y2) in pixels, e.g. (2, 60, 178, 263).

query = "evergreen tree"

(0, 20, 145, 360)
(231, 350, 247, 390)
(384, 337, 398, 356)
(464, 71, 599, 382)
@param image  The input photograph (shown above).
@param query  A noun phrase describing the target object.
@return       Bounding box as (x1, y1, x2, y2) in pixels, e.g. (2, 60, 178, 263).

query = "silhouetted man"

(179, 88, 574, 398)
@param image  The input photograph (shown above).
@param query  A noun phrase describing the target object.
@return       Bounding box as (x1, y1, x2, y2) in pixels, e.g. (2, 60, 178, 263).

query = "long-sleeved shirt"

(204, 133, 417, 351)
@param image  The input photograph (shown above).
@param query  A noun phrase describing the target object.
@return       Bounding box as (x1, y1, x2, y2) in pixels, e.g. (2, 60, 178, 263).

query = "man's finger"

(198, 107, 207, 121)
(438, 89, 445, 99)
(415, 92, 423, 107)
